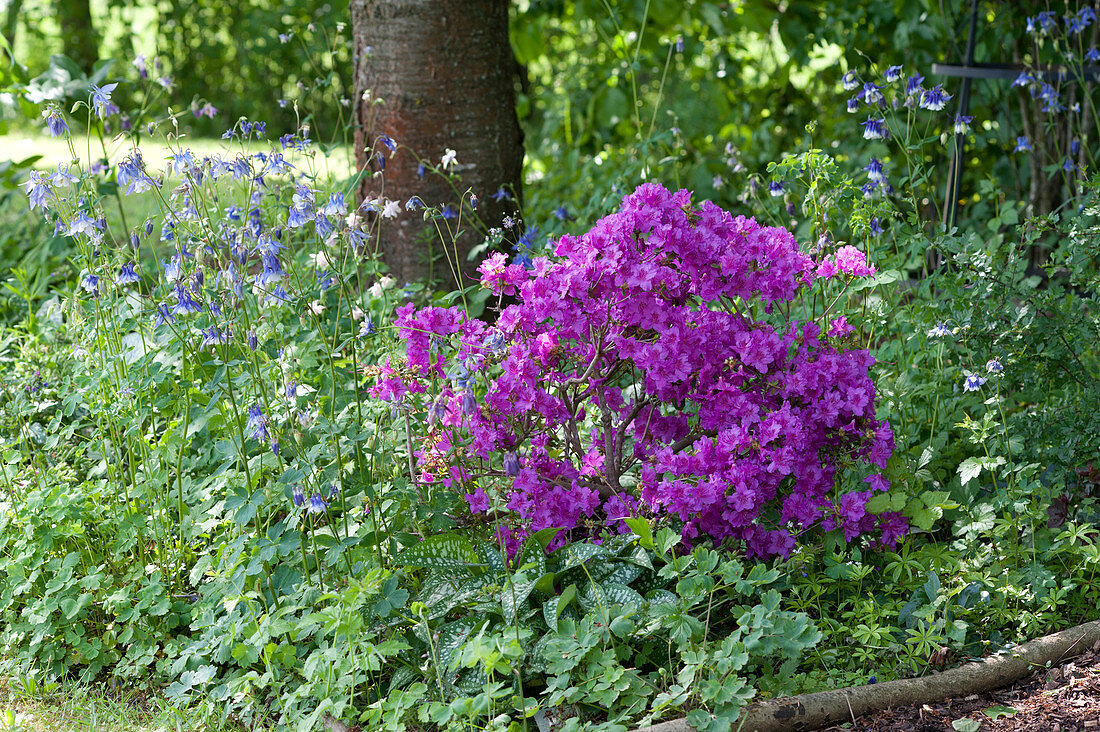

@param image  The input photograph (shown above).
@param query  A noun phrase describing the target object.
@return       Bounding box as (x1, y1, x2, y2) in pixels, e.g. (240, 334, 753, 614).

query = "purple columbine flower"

(153, 303, 176, 327)
(861, 117, 888, 140)
(963, 374, 987, 391)
(307, 494, 328, 514)
(858, 82, 885, 105)
(292, 485, 305, 507)
(919, 85, 951, 111)
(954, 114, 973, 134)
(503, 452, 520, 477)
(905, 74, 924, 96)
(22, 172, 53, 210)
(43, 107, 68, 137)
(986, 359, 1003, 373)
(864, 158, 885, 182)
(117, 263, 140, 285)
(200, 326, 230, 350)
(170, 283, 202, 316)
(247, 405, 268, 441)
(90, 82, 118, 118)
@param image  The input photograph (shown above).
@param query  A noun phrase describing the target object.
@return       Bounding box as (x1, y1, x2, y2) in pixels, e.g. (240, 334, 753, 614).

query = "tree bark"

(349, 0, 524, 291)
(3, 0, 23, 51)
(52, 0, 99, 74)
(632, 619, 1100, 732)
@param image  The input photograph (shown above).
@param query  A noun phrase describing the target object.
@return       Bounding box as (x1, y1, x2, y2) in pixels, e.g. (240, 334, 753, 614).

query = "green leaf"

(395, 534, 482, 573)
(952, 718, 981, 732)
(624, 517, 654, 550)
(983, 706, 1016, 721)
(958, 456, 1005, 486)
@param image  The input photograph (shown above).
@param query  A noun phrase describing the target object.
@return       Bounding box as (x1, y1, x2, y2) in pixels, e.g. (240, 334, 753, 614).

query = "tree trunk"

(3, 0, 23, 51)
(52, 0, 99, 74)
(350, 0, 524, 290)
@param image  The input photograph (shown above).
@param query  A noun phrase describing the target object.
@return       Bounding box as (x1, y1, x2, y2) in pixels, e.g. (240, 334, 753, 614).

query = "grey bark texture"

(632, 619, 1100, 732)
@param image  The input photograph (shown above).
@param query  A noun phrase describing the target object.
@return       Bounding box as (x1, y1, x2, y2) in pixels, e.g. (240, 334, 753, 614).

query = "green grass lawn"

(0, 675, 239, 732)
(1, 131, 355, 180)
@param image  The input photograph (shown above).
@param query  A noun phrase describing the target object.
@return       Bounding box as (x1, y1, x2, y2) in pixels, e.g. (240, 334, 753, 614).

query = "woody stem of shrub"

(632, 619, 1100, 732)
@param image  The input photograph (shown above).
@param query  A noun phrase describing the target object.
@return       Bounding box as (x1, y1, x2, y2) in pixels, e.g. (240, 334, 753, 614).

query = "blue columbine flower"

(503, 452, 520, 477)
(358, 316, 375, 338)
(48, 164, 78, 190)
(154, 303, 176, 327)
(919, 85, 951, 110)
(378, 134, 397, 152)
(846, 98, 859, 113)
(768, 181, 785, 196)
(1014, 136, 1032, 153)
(928, 323, 950, 338)
(200, 326, 230, 350)
(841, 70, 859, 91)
(440, 204, 457, 220)
(861, 117, 888, 139)
(553, 205, 573, 221)
(81, 273, 99, 294)
(321, 192, 347, 217)
(884, 65, 902, 83)
(490, 186, 512, 202)
(405, 196, 425, 210)
(22, 171, 54, 210)
(266, 285, 291, 306)
(171, 283, 202, 316)
(1063, 157, 1076, 172)
(286, 381, 297, 400)
(163, 255, 182, 282)
(858, 82, 885, 105)
(905, 74, 924, 96)
(963, 374, 987, 391)
(247, 405, 268, 441)
(869, 217, 883, 235)
(247, 331, 258, 351)
(90, 82, 119, 118)
(67, 210, 101, 237)
(1087, 47, 1100, 63)
(256, 251, 286, 284)
(864, 158, 885, 182)
(117, 263, 140, 285)
(986, 359, 1003, 373)
(1012, 72, 1033, 88)
(307, 494, 328, 514)
(292, 485, 305, 507)
(954, 114, 974, 134)
(43, 106, 68, 137)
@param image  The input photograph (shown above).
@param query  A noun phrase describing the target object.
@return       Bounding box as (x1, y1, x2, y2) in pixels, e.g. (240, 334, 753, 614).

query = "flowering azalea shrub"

(377, 183, 905, 556)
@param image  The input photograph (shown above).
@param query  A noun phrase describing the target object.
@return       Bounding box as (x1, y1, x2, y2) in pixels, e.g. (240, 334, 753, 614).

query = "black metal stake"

(944, 0, 980, 231)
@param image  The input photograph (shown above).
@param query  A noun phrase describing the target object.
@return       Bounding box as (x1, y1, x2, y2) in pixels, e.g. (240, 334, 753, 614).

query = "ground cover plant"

(0, 2, 1100, 731)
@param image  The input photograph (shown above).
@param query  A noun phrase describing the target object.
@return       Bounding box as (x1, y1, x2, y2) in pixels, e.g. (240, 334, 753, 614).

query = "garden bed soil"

(824, 640, 1100, 732)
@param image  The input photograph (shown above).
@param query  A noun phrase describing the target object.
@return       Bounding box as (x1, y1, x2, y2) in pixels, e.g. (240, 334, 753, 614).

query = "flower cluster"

(376, 183, 901, 557)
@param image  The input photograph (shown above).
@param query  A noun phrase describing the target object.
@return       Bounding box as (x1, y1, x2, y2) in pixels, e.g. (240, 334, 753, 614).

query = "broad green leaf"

(395, 534, 482, 573)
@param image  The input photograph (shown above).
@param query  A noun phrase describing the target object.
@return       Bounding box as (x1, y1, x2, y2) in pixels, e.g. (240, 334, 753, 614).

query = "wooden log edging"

(631, 619, 1100, 732)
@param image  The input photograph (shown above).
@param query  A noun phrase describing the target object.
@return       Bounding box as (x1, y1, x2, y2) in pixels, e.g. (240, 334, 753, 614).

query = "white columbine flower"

(441, 148, 458, 170)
